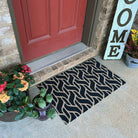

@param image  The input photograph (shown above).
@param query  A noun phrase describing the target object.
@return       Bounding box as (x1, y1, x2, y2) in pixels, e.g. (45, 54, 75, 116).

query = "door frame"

(7, 0, 103, 63)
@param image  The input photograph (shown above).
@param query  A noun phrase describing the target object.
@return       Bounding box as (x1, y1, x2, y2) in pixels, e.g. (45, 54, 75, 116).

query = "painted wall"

(0, 0, 137, 70)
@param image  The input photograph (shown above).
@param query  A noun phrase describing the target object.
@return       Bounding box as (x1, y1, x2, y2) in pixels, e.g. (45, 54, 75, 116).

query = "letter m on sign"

(104, 0, 138, 60)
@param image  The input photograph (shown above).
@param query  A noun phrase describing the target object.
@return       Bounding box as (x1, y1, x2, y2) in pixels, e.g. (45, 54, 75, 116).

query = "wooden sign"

(104, 0, 138, 60)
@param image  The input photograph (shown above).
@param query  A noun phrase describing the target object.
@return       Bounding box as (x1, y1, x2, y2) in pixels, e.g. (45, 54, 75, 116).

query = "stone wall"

(93, 0, 118, 56)
(0, 0, 20, 70)
(132, 10, 138, 29)
(0, 0, 138, 78)
(94, 0, 138, 56)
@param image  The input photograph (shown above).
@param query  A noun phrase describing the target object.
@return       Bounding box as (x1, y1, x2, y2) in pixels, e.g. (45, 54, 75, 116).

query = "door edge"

(82, 0, 103, 47)
(7, 0, 25, 62)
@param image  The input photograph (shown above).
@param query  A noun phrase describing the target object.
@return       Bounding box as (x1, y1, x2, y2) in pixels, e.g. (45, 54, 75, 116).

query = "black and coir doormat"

(37, 58, 125, 124)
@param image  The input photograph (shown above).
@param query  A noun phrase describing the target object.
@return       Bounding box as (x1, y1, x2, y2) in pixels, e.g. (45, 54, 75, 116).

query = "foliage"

(124, 29, 138, 59)
(0, 64, 36, 120)
(33, 88, 56, 119)
(47, 108, 56, 119)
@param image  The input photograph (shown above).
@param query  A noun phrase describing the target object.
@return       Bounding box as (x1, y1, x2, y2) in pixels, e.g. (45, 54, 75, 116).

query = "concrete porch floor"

(0, 55, 138, 138)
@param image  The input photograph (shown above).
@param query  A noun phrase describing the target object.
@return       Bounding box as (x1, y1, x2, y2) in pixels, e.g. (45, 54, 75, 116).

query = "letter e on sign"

(104, 0, 138, 60)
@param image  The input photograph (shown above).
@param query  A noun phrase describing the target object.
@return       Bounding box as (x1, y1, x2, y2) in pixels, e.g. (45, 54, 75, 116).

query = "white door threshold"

(27, 42, 88, 74)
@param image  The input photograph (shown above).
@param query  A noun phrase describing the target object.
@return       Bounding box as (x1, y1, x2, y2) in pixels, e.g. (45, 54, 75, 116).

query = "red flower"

(21, 65, 31, 74)
(21, 65, 28, 70)
(0, 81, 7, 93)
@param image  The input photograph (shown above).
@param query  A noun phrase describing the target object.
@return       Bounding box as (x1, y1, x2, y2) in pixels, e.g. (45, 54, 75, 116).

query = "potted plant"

(33, 88, 56, 121)
(124, 29, 138, 68)
(0, 64, 38, 121)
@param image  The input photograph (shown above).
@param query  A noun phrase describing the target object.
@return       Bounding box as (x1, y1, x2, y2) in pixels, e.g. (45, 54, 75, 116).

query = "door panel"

(25, 0, 50, 39)
(20, 0, 51, 43)
(12, 0, 87, 62)
(59, 0, 79, 31)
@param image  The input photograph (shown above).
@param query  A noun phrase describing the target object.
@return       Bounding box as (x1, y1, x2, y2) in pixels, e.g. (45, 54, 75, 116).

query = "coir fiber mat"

(37, 58, 126, 124)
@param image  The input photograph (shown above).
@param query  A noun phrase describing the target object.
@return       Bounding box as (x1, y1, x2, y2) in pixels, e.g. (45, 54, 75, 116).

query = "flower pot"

(0, 112, 18, 122)
(33, 95, 52, 121)
(126, 54, 138, 68)
(0, 90, 29, 122)
(0, 111, 27, 122)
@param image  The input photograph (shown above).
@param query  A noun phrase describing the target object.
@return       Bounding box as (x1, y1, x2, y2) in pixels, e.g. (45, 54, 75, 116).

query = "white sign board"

(104, 0, 138, 60)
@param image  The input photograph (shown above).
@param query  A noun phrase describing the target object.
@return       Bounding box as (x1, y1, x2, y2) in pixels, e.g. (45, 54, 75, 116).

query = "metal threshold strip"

(27, 42, 88, 74)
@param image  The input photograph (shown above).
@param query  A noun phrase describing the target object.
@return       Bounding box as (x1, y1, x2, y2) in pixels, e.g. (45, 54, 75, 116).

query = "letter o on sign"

(124, 0, 136, 4)
(117, 8, 132, 27)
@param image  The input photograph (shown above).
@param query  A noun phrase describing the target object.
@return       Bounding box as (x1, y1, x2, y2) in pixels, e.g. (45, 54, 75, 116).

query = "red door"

(12, 0, 87, 62)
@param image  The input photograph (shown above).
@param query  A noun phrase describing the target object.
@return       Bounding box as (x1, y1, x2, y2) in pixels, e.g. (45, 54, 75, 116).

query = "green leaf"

(13, 88, 19, 95)
(31, 80, 35, 84)
(26, 78, 30, 82)
(15, 79, 21, 84)
(20, 92, 26, 98)
(15, 101, 22, 105)
(27, 103, 34, 108)
(10, 96, 13, 100)
(23, 106, 29, 111)
(40, 89, 46, 98)
(32, 110, 39, 118)
(6, 83, 15, 88)
(14, 97, 18, 101)
(34, 98, 38, 103)
(0, 103, 7, 112)
(46, 94, 53, 103)
(0, 112, 4, 117)
(15, 111, 25, 120)
(14, 71, 18, 76)
(16, 84, 24, 88)
(8, 106, 15, 112)
(26, 112, 33, 117)
(0, 81, 4, 84)
(7, 90, 13, 96)
(47, 108, 56, 119)
(38, 98, 46, 109)
(4, 76, 9, 81)
(24, 96, 29, 104)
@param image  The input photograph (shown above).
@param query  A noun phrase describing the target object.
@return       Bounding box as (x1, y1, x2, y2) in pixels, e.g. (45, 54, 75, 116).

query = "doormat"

(37, 58, 126, 124)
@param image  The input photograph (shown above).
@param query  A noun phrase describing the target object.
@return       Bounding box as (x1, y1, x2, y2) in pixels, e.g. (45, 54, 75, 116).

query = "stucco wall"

(0, 0, 138, 72)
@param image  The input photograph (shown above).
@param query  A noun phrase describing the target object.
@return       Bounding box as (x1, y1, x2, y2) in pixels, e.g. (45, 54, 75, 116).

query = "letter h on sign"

(104, 0, 138, 60)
